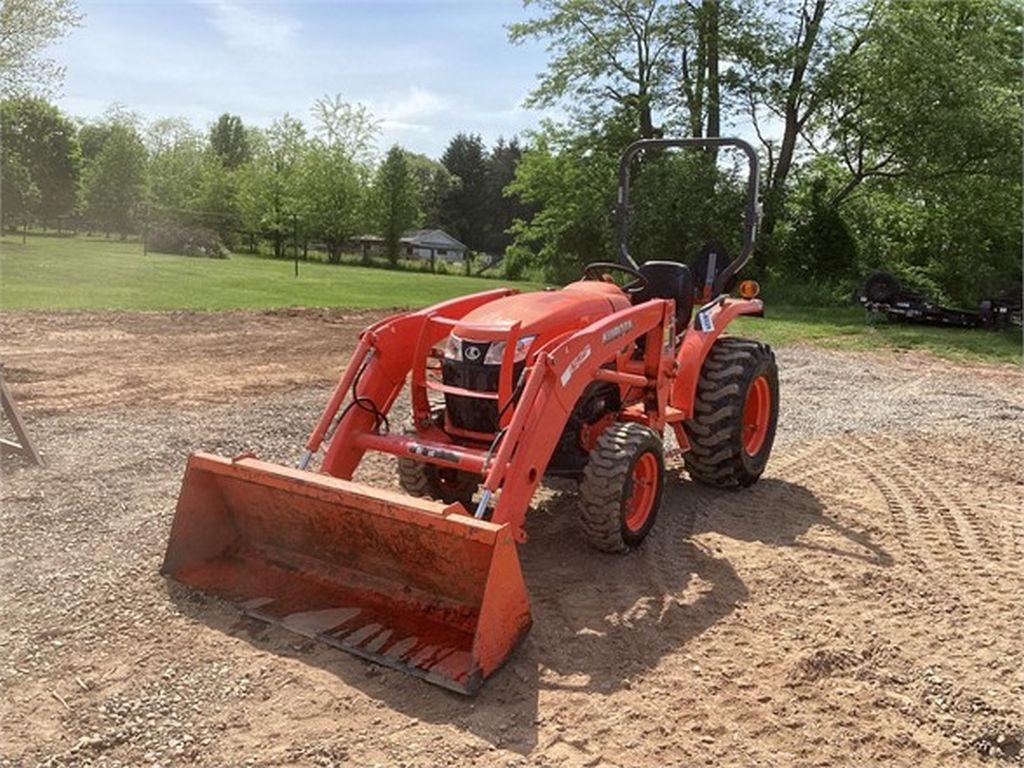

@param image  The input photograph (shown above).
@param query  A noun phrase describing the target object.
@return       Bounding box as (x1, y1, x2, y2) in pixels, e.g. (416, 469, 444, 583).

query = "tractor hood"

(453, 281, 630, 348)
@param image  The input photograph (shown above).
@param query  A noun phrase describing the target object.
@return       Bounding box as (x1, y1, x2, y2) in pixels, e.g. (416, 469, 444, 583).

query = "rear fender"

(670, 297, 763, 418)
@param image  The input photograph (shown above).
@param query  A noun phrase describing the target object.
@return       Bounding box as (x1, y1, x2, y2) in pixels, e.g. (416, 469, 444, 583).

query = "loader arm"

(484, 298, 676, 541)
(313, 288, 519, 478)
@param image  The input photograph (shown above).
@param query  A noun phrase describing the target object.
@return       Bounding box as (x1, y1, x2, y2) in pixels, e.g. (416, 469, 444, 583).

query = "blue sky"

(52, 1, 558, 157)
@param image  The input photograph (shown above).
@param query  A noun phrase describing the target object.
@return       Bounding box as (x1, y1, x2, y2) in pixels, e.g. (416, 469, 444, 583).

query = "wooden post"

(0, 365, 46, 467)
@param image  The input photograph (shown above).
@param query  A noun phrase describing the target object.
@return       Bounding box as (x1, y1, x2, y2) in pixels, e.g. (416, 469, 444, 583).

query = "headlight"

(443, 334, 463, 361)
(484, 335, 536, 365)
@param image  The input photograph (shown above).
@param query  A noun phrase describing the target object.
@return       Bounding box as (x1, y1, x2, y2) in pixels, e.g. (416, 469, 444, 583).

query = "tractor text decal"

(601, 320, 633, 344)
(696, 309, 715, 333)
(409, 443, 461, 464)
(560, 345, 592, 387)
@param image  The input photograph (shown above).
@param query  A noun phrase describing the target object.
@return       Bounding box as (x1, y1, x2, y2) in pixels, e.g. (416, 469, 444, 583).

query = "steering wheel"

(581, 262, 648, 294)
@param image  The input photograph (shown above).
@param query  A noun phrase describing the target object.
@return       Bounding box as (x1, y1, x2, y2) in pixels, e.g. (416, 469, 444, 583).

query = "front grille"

(442, 356, 525, 434)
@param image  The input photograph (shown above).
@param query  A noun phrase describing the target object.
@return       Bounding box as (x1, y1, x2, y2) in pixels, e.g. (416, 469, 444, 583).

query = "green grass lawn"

(2, 234, 1020, 364)
(0, 234, 528, 311)
(732, 304, 1022, 365)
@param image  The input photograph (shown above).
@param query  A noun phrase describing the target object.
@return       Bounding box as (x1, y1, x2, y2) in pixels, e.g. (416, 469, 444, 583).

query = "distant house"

(355, 229, 468, 265)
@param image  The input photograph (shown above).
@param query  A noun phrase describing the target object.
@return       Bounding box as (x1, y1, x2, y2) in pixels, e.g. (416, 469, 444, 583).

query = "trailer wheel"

(683, 337, 778, 488)
(578, 422, 664, 553)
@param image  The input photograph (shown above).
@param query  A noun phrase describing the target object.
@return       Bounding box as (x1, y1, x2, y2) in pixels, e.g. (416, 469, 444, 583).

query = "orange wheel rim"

(743, 375, 771, 456)
(624, 453, 658, 532)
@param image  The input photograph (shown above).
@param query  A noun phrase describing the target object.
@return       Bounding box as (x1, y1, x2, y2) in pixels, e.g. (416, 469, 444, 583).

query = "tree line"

(506, 0, 1020, 305)
(2, 0, 1019, 305)
(1, 95, 531, 267)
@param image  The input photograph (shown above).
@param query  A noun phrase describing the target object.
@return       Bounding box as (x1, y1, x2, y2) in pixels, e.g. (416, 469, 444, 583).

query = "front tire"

(397, 425, 478, 507)
(397, 458, 478, 508)
(579, 422, 665, 553)
(683, 336, 779, 488)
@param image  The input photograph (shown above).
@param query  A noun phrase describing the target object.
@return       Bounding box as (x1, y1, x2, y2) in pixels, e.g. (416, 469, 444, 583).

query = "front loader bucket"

(161, 453, 531, 694)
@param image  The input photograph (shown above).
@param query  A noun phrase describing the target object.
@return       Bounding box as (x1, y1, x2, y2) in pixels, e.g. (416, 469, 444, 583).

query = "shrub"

(147, 222, 227, 258)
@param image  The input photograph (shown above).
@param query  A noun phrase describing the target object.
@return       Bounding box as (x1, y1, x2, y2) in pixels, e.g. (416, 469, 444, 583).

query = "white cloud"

(195, 0, 299, 52)
(375, 87, 450, 131)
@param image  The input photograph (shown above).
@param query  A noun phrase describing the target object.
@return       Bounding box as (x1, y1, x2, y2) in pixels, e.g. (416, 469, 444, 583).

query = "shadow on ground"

(167, 473, 889, 755)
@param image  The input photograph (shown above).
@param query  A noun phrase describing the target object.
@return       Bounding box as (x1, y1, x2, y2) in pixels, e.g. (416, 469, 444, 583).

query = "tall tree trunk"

(705, 0, 720, 142)
(638, 90, 656, 140)
(761, 0, 827, 237)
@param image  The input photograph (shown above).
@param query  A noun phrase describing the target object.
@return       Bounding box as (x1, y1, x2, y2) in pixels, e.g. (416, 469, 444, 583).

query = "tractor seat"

(632, 261, 694, 327)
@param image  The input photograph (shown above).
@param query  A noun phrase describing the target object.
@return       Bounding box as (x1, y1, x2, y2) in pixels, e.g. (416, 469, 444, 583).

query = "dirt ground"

(1, 310, 1022, 768)
(0, 309, 381, 414)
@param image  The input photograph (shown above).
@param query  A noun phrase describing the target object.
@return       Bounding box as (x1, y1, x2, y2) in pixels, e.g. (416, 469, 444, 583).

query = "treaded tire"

(683, 336, 779, 488)
(578, 422, 665, 553)
(397, 427, 477, 508)
(864, 271, 900, 303)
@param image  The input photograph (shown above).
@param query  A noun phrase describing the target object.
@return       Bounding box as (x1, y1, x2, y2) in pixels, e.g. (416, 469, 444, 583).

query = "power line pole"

(292, 213, 299, 277)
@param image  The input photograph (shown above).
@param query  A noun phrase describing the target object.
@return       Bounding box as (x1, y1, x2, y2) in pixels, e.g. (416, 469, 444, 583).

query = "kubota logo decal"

(560, 345, 591, 387)
(601, 320, 633, 344)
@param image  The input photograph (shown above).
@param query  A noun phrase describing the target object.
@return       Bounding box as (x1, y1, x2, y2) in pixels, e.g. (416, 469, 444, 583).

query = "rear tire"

(683, 337, 778, 488)
(578, 422, 665, 553)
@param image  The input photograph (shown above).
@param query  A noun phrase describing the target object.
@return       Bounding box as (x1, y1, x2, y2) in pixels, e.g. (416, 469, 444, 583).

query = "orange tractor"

(162, 137, 779, 693)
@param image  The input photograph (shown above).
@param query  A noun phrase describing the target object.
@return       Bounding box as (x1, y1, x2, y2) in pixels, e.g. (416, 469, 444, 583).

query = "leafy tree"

(78, 104, 142, 161)
(509, 0, 677, 139)
(506, 124, 623, 282)
(0, 97, 80, 224)
(733, 0, 873, 236)
(373, 145, 420, 264)
(406, 152, 456, 228)
(82, 119, 147, 236)
(798, 0, 1022, 303)
(0, 153, 39, 226)
(440, 133, 488, 250)
(78, 122, 113, 163)
(209, 114, 250, 168)
(146, 117, 204, 212)
(629, 149, 747, 265)
(483, 137, 533, 255)
(191, 154, 241, 244)
(300, 141, 364, 263)
(235, 116, 306, 257)
(0, 0, 81, 96)
(311, 94, 380, 164)
(817, 0, 1020, 207)
(778, 176, 857, 281)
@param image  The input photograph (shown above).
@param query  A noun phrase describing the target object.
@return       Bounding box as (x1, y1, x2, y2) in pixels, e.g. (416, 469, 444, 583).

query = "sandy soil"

(1, 310, 1022, 767)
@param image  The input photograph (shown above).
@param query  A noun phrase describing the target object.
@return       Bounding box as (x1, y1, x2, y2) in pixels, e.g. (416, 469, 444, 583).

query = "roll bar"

(615, 137, 761, 295)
